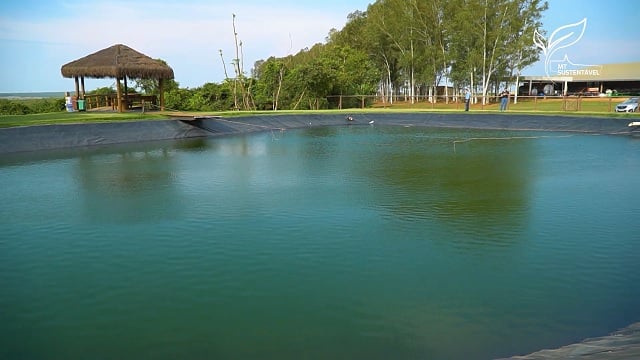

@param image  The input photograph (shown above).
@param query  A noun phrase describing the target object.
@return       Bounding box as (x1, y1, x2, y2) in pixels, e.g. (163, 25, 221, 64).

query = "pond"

(1, 125, 639, 359)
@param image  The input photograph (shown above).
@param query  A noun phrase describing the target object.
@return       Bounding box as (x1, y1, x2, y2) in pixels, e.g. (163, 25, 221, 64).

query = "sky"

(0, 0, 638, 93)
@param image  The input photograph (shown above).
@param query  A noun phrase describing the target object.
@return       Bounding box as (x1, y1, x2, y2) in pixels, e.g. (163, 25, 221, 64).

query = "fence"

(324, 94, 625, 112)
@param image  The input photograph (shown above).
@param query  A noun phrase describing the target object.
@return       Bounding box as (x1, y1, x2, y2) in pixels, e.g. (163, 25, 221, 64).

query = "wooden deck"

(166, 112, 222, 121)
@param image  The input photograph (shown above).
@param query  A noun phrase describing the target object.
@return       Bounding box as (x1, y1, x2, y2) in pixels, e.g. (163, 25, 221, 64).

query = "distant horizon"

(0, 91, 75, 98)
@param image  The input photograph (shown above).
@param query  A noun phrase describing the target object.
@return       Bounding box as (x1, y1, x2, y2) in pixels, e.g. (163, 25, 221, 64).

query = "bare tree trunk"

(382, 54, 393, 105)
(470, 69, 474, 104)
(233, 13, 241, 109)
(388, 76, 393, 105)
(514, 73, 520, 104)
(480, 0, 510, 105)
(444, 63, 449, 104)
(410, 39, 415, 104)
(292, 90, 305, 110)
(232, 14, 252, 110)
(274, 65, 284, 111)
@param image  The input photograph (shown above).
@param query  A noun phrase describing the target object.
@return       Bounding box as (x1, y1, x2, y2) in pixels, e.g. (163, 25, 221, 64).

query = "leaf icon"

(546, 18, 587, 62)
(533, 29, 547, 56)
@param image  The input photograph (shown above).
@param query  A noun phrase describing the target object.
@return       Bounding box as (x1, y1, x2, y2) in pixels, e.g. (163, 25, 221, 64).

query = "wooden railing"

(82, 94, 114, 109)
(83, 94, 158, 110)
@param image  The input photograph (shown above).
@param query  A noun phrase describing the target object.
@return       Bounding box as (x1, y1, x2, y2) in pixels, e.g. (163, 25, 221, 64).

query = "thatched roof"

(61, 44, 174, 80)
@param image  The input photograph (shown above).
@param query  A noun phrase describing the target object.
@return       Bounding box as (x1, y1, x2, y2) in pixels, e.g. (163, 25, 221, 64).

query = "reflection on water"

(75, 148, 179, 223)
(1, 126, 639, 360)
(294, 126, 532, 246)
(364, 127, 532, 244)
(173, 137, 211, 152)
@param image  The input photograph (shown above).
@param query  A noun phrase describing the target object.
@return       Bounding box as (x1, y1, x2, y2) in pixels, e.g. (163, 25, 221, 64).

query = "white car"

(615, 97, 639, 112)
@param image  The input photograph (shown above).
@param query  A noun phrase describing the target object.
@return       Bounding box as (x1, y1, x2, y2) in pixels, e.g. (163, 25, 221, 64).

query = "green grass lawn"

(0, 111, 167, 128)
(375, 96, 628, 112)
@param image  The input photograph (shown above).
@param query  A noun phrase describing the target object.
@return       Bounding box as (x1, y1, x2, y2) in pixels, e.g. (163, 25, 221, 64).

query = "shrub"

(0, 99, 32, 115)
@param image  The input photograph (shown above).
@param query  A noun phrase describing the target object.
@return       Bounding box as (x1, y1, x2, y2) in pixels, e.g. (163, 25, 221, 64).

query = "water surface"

(1, 125, 639, 359)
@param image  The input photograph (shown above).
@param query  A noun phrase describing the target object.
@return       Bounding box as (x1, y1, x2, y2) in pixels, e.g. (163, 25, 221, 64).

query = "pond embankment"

(0, 112, 636, 154)
(498, 322, 640, 359)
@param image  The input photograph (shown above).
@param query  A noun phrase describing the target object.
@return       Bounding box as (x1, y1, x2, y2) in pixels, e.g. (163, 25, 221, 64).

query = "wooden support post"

(80, 76, 86, 99)
(116, 77, 123, 113)
(124, 75, 128, 109)
(74, 76, 80, 99)
(159, 78, 165, 111)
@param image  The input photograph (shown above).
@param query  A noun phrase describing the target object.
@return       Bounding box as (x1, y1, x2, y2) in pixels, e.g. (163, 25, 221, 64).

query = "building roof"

(571, 62, 640, 82)
(61, 44, 174, 80)
(521, 62, 640, 83)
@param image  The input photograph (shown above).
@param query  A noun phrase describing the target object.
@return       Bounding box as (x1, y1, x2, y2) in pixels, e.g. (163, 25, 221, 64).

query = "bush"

(164, 88, 193, 111)
(0, 98, 66, 115)
(87, 86, 116, 96)
(29, 98, 66, 113)
(0, 99, 32, 115)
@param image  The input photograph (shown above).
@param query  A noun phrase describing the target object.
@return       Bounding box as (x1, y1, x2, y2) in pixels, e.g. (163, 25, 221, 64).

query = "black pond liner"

(0, 113, 637, 155)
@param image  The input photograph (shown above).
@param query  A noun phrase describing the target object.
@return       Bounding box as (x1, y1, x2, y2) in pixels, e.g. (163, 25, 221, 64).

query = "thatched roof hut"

(61, 44, 174, 112)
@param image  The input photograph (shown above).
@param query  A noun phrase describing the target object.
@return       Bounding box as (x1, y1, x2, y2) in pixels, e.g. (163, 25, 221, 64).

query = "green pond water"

(1, 125, 639, 359)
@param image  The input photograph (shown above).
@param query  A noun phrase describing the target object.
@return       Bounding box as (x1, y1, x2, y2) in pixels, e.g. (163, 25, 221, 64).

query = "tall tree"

(251, 0, 548, 108)
(410, 0, 445, 102)
(367, 0, 420, 103)
(254, 57, 287, 110)
(332, 7, 401, 104)
(505, 0, 548, 102)
(449, 0, 547, 104)
(325, 45, 380, 109)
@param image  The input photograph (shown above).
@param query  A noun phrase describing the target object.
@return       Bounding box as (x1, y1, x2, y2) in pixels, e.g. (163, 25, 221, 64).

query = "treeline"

(327, 0, 548, 105)
(6, 0, 548, 115)
(162, 0, 548, 110)
(155, 44, 380, 112)
(155, 0, 549, 112)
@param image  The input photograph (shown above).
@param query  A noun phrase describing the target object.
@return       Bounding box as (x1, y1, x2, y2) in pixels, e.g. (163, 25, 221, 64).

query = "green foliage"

(0, 98, 66, 115)
(321, 0, 548, 100)
(188, 82, 233, 111)
(252, 43, 380, 110)
(30, 98, 66, 113)
(446, 0, 548, 94)
(132, 59, 180, 95)
(0, 99, 32, 115)
(253, 57, 287, 110)
(164, 82, 235, 111)
(86, 86, 116, 95)
(134, 77, 179, 95)
(164, 88, 193, 111)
